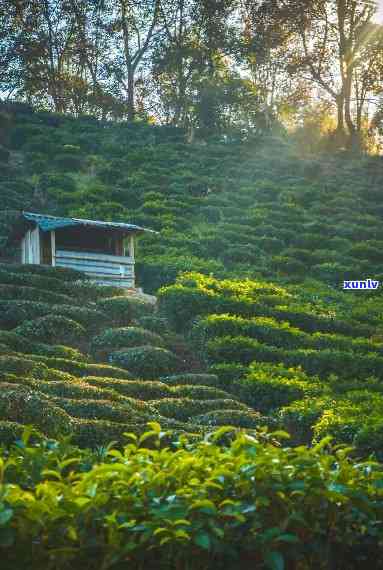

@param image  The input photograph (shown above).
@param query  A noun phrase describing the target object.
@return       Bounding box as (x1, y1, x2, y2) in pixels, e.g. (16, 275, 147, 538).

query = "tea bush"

(85, 377, 171, 400)
(0, 300, 51, 328)
(170, 384, 235, 401)
(25, 354, 133, 379)
(235, 362, 325, 412)
(15, 314, 86, 345)
(33, 344, 88, 361)
(137, 315, 169, 335)
(91, 326, 165, 357)
(208, 363, 249, 386)
(52, 397, 148, 423)
(96, 295, 154, 325)
(194, 409, 270, 429)
(0, 385, 72, 436)
(0, 331, 36, 353)
(34, 378, 121, 402)
(277, 397, 335, 444)
(109, 345, 181, 379)
(1, 425, 383, 569)
(0, 283, 75, 304)
(160, 373, 221, 387)
(0, 355, 48, 378)
(152, 398, 249, 421)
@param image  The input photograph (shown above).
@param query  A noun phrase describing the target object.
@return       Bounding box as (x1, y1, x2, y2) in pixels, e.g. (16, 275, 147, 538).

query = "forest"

(1, 1, 383, 569)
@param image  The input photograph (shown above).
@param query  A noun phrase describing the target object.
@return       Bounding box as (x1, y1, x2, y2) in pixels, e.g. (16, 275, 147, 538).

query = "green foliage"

(91, 326, 165, 357)
(0, 426, 382, 569)
(85, 376, 171, 401)
(0, 385, 72, 436)
(96, 295, 154, 326)
(160, 373, 221, 387)
(194, 409, 271, 429)
(15, 314, 86, 345)
(208, 363, 249, 386)
(109, 346, 181, 379)
(0, 355, 48, 378)
(138, 255, 225, 294)
(235, 362, 325, 412)
(152, 398, 249, 422)
(2, 111, 383, 474)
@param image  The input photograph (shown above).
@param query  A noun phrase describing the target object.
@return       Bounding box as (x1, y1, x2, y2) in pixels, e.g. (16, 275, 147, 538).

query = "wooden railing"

(55, 250, 135, 288)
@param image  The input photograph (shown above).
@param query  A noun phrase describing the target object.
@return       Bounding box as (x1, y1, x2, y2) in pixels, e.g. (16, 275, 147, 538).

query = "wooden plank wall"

(55, 249, 135, 288)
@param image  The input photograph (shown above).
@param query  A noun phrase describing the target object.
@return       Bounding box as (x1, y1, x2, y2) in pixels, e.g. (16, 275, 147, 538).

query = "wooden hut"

(13, 211, 155, 289)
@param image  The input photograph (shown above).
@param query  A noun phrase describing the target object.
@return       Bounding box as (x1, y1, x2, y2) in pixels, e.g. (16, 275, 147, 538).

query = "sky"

(377, 0, 383, 22)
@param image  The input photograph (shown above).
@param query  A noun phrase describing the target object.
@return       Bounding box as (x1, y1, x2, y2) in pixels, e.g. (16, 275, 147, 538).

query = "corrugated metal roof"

(22, 211, 156, 234)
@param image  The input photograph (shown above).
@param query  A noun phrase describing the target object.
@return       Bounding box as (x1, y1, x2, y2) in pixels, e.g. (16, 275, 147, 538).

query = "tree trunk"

(335, 93, 346, 144)
(127, 64, 135, 121)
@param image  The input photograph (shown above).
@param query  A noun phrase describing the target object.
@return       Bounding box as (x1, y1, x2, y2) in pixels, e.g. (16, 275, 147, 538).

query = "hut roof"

(21, 211, 156, 234)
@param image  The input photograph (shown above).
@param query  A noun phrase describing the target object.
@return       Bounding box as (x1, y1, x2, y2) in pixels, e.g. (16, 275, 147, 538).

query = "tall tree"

(243, 0, 381, 147)
(106, 0, 161, 121)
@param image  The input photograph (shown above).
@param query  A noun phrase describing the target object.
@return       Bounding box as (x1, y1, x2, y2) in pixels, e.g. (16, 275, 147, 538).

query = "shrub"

(152, 398, 248, 422)
(207, 336, 383, 379)
(235, 362, 324, 412)
(79, 379, 156, 411)
(81, 363, 133, 379)
(52, 305, 109, 331)
(1, 425, 383, 568)
(0, 300, 51, 328)
(138, 255, 225, 294)
(52, 397, 148, 423)
(277, 397, 334, 444)
(0, 420, 30, 445)
(34, 379, 120, 402)
(0, 385, 72, 437)
(348, 241, 383, 263)
(137, 315, 169, 335)
(0, 284, 75, 305)
(194, 409, 270, 429)
(96, 295, 154, 325)
(25, 355, 133, 379)
(3, 263, 87, 282)
(0, 331, 36, 353)
(33, 344, 88, 361)
(54, 153, 83, 171)
(0, 355, 48, 379)
(208, 363, 249, 386)
(206, 336, 275, 366)
(191, 313, 306, 354)
(15, 315, 86, 345)
(109, 346, 181, 379)
(160, 373, 221, 387)
(84, 377, 170, 401)
(271, 255, 306, 275)
(71, 418, 146, 447)
(311, 391, 383, 458)
(91, 326, 165, 356)
(170, 385, 234, 400)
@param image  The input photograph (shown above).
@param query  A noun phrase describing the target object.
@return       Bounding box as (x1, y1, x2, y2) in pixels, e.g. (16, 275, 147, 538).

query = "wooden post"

(129, 235, 135, 259)
(21, 236, 26, 264)
(51, 231, 56, 266)
(26, 230, 31, 263)
(31, 226, 41, 264)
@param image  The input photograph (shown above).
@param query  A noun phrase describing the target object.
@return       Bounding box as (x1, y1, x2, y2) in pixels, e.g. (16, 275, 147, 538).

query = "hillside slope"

(1, 104, 383, 455)
(0, 262, 267, 446)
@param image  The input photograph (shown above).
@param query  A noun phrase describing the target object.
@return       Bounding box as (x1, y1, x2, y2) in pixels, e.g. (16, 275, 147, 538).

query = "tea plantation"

(1, 104, 383, 568)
